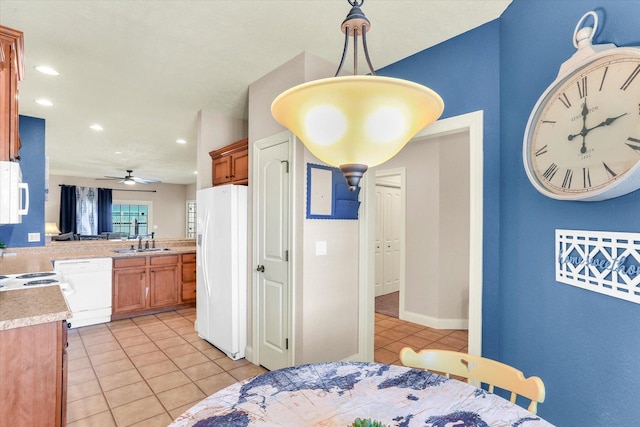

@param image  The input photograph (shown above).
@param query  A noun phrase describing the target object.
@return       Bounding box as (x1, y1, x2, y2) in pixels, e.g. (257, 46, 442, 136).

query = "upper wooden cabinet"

(0, 25, 25, 162)
(209, 138, 248, 186)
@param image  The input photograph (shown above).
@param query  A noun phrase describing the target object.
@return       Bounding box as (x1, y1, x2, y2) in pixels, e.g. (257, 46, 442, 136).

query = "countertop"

(0, 286, 72, 330)
(0, 238, 196, 275)
(0, 238, 196, 331)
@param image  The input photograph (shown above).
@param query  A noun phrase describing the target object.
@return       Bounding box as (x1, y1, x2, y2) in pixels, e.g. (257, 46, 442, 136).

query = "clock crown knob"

(576, 27, 594, 48)
(573, 11, 598, 49)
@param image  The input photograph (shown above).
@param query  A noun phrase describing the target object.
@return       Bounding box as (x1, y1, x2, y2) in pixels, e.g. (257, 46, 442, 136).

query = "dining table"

(170, 361, 555, 426)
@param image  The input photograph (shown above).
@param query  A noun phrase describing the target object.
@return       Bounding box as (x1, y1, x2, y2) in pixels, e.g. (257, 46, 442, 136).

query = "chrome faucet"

(138, 236, 143, 250)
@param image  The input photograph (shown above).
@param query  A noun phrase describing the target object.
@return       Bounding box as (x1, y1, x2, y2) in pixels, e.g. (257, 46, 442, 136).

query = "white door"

(383, 186, 401, 294)
(374, 186, 384, 296)
(255, 137, 290, 370)
(375, 184, 402, 296)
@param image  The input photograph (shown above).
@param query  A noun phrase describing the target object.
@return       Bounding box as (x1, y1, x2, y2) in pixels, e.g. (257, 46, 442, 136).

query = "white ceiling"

(0, 0, 511, 185)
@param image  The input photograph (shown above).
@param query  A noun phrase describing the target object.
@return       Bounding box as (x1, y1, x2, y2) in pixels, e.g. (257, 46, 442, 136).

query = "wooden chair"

(399, 347, 545, 414)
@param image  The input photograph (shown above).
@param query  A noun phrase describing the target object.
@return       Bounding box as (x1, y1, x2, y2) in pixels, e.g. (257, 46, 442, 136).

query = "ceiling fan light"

(124, 178, 135, 185)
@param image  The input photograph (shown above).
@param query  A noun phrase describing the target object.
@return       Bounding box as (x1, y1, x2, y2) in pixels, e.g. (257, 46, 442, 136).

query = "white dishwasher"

(54, 257, 113, 329)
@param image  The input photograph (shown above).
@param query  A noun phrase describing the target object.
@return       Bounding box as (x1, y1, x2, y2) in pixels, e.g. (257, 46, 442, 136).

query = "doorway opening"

(359, 110, 483, 360)
(374, 169, 404, 319)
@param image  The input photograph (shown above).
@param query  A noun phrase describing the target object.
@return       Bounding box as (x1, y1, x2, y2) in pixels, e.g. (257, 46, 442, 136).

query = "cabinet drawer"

(182, 253, 196, 263)
(182, 265, 196, 282)
(150, 255, 179, 266)
(182, 282, 196, 302)
(113, 257, 146, 268)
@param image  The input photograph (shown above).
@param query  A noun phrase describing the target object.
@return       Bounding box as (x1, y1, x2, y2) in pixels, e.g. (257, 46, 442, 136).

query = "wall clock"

(523, 11, 640, 201)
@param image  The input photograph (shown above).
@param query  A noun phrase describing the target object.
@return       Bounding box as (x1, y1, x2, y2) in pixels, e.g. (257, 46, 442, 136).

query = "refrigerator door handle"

(202, 210, 211, 299)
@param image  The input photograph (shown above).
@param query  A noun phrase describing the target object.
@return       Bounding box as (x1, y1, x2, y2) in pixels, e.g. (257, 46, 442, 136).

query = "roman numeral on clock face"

(535, 145, 548, 156)
(577, 76, 588, 98)
(558, 93, 571, 109)
(543, 163, 559, 181)
(626, 137, 640, 151)
(603, 162, 617, 178)
(562, 169, 573, 189)
(583, 168, 591, 188)
(620, 64, 640, 91)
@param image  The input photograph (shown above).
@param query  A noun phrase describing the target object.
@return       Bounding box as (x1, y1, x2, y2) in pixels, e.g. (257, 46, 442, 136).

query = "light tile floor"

(67, 308, 466, 426)
(66, 308, 267, 426)
(373, 312, 468, 365)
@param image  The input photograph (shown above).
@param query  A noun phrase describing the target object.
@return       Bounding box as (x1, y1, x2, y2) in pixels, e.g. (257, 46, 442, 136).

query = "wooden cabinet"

(149, 255, 179, 308)
(0, 320, 68, 426)
(181, 252, 196, 302)
(0, 25, 24, 161)
(112, 254, 185, 319)
(113, 257, 147, 313)
(209, 138, 249, 186)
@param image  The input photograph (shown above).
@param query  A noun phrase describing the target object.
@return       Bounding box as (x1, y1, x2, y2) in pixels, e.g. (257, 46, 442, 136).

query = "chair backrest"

(399, 347, 545, 414)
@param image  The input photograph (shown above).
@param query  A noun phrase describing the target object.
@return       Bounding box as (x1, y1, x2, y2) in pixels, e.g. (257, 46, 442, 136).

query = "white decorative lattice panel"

(556, 229, 640, 304)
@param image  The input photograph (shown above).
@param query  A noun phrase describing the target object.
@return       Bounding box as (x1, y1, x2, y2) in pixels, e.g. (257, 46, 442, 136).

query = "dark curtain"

(59, 185, 77, 234)
(97, 188, 113, 233)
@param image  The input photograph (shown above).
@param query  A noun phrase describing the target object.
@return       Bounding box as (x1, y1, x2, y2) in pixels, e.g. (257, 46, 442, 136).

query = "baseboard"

(341, 353, 362, 362)
(400, 310, 468, 330)
(244, 345, 254, 364)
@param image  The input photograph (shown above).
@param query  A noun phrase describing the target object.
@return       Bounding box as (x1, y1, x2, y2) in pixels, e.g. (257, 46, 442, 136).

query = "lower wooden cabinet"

(113, 257, 148, 314)
(149, 255, 179, 308)
(112, 253, 194, 319)
(0, 320, 67, 426)
(181, 252, 196, 302)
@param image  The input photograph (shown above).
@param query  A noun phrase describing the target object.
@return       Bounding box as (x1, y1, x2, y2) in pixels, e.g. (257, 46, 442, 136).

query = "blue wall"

(382, 0, 640, 425)
(0, 115, 46, 247)
(379, 20, 503, 361)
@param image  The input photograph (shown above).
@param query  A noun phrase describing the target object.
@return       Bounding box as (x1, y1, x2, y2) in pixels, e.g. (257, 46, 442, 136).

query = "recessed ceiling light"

(115, 151, 122, 155)
(35, 98, 53, 106)
(35, 65, 59, 76)
(194, 171, 198, 174)
(90, 124, 104, 131)
(176, 139, 187, 144)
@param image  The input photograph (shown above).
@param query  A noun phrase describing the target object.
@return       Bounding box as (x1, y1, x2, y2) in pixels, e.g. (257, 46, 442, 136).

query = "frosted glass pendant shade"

(272, 75, 444, 170)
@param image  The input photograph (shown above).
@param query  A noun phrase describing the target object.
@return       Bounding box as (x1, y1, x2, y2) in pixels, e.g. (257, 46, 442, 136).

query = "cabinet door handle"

(256, 265, 265, 272)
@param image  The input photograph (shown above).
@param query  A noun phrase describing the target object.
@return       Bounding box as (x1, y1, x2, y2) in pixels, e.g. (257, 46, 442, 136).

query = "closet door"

(374, 186, 384, 296)
(382, 186, 401, 294)
(375, 185, 402, 296)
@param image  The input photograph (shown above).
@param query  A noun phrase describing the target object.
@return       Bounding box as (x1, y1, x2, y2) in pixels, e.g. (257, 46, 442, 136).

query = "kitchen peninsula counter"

(0, 285, 71, 330)
(0, 238, 196, 330)
(0, 238, 197, 274)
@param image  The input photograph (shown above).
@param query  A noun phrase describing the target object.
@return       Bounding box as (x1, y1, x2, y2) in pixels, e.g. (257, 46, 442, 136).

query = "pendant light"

(271, 0, 444, 190)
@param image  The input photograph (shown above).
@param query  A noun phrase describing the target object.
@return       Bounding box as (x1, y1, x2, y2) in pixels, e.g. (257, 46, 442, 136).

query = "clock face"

(524, 50, 640, 199)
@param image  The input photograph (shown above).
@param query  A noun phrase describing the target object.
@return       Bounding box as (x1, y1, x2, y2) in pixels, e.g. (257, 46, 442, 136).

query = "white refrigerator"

(196, 185, 248, 360)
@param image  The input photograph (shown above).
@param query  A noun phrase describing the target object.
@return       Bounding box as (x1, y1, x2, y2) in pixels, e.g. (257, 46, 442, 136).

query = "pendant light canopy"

(271, 0, 444, 189)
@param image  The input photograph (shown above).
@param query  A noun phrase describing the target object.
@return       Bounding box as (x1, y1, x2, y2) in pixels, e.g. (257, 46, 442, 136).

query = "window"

(112, 201, 152, 237)
(186, 200, 196, 238)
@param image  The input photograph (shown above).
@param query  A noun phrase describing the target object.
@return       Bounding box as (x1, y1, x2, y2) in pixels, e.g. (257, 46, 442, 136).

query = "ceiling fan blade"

(132, 176, 161, 184)
(96, 176, 123, 180)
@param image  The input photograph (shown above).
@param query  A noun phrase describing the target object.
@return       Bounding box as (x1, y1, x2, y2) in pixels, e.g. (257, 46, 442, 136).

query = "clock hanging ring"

(523, 11, 640, 201)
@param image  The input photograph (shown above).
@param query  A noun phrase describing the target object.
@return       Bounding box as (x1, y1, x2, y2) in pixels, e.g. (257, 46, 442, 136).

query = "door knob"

(256, 265, 265, 272)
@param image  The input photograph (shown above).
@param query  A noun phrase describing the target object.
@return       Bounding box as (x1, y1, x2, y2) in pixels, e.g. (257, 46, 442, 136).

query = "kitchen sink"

(112, 248, 170, 254)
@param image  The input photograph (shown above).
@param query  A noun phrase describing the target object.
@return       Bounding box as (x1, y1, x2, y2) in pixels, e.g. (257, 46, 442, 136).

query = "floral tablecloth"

(170, 361, 554, 426)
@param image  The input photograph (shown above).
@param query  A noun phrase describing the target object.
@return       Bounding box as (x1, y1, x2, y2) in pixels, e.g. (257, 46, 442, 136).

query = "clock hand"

(567, 100, 590, 142)
(585, 113, 628, 133)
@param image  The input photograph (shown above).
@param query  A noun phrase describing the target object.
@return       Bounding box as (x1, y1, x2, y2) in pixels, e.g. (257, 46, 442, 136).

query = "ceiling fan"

(97, 170, 161, 185)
